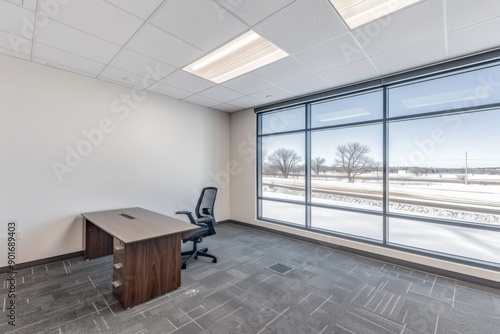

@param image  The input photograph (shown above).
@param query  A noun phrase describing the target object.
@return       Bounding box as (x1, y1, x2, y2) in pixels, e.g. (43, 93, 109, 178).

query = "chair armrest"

(175, 210, 196, 224)
(195, 217, 216, 235)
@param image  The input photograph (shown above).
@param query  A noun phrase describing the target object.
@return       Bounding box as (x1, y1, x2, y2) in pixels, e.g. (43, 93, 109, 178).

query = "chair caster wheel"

(181, 264, 186, 269)
(212, 259, 217, 263)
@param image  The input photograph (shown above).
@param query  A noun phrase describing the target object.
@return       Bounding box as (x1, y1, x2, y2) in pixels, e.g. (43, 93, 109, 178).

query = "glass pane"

(311, 124, 383, 211)
(389, 218, 500, 265)
(311, 207, 383, 241)
(261, 200, 305, 226)
(311, 90, 383, 128)
(262, 133, 305, 201)
(388, 110, 500, 225)
(260, 105, 305, 135)
(389, 65, 500, 117)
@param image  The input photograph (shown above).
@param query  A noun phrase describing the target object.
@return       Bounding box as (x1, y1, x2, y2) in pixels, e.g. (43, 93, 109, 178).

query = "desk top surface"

(81, 207, 199, 243)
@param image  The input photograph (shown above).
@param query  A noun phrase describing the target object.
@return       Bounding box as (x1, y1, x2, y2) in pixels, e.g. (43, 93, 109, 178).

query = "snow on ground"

(263, 174, 500, 224)
(261, 194, 500, 264)
(261, 173, 500, 264)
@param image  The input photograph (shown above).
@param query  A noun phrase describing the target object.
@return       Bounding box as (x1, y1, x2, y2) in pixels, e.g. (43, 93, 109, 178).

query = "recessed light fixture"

(329, 0, 424, 29)
(183, 30, 288, 84)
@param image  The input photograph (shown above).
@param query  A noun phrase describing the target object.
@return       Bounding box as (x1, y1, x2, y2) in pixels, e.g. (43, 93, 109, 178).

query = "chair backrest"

(195, 187, 218, 220)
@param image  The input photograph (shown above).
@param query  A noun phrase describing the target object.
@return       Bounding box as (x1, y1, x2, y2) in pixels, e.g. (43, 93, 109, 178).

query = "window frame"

(256, 58, 500, 271)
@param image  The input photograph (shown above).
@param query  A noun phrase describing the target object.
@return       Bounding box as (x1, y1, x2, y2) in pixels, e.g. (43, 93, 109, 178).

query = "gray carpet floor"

(1, 222, 500, 333)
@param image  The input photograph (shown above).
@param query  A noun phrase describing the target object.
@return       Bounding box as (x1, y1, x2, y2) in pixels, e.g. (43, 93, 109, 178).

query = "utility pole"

(465, 151, 468, 185)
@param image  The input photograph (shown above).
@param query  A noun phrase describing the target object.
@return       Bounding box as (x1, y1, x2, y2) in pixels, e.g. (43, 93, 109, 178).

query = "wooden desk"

(81, 207, 199, 309)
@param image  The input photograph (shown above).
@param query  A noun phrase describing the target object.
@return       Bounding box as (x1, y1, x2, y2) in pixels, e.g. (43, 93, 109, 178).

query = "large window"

(311, 124, 383, 212)
(388, 110, 500, 225)
(257, 62, 500, 269)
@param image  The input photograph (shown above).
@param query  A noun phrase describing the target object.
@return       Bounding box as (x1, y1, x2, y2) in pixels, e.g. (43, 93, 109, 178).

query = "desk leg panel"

(121, 234, 181, 309)
(84, 219, 113, 260)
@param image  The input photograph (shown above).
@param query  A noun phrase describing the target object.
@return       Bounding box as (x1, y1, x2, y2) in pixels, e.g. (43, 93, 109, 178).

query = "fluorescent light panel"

(330, 0, 424, 29)
(403, 87, 492, 109)
(316, 107, 370, 122)
(183, 30, 288, 84)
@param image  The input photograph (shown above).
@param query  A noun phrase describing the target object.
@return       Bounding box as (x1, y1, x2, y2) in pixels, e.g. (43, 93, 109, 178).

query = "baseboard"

(0, 251, 84, 274)
(227, 219, 500, 290)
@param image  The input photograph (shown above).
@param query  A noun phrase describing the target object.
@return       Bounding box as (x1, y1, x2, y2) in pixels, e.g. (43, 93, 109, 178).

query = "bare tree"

(311, 157, 326, 175)
(410, 167, 428, 177)
(261, 148, 268, 161)
(335, 142, 373, 183)
(268, 148, 302, 178)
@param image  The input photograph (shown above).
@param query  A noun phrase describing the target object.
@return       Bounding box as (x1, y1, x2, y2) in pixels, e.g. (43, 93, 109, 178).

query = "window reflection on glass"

(389, 65, 500, 117)
(261, 133, 305, 201)
(260, 105, 305, 135)
(311, 90, 383, 128)
(261, 200, 305, 226)
(389, 217, 500, 265)
(311, 124, 383, 211)
(388, 110, 500, 225)
(311, 207, 383, 241)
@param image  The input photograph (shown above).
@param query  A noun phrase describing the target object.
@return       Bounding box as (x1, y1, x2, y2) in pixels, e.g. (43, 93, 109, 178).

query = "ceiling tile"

(104, 0, 163, 20)
(227, 96, 260, 109)
(182, 94, 221, 108)
(447, 0, 500, 32)
(5, 0, 37, 11)
(294, 33, 366, 73)
(98, 66, 155, 89)
(161, 70, 215, 94)
(212, 103, 242, 113)
(0, 30, 31, 55)
(39, 0, 143, 45)
(252, 56, 312, 86)
(214, 0, 295, 26)
(151, 0, 248, 52)
(198, 85, 243, 103)
(253, 0, 347, 54)
(34, 19, 121, 63)
(0, 46, 30, 60)
(33, 43, 106, 76)
(126, 24, 203, 68)
(221, 73, 274, 95)
(352, 0, 444, 57)
(33, 58, 96, 77)
(146, 82, 192, 100)
(0, 1, 34, 37)
(372, 37, 447, 76)
(109, 48, 175, 81)
(318, 59, 379, 87)
(448, 17, 500, 59)
(280, 75, 331, 95)
(249, 86, 294, 105)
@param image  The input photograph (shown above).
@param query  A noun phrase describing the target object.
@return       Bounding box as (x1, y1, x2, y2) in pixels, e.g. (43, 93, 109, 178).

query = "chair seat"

(183, 225, 210, 242)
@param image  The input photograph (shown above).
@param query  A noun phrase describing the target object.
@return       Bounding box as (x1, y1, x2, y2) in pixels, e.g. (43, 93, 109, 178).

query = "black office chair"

(176, 187, 218, 269)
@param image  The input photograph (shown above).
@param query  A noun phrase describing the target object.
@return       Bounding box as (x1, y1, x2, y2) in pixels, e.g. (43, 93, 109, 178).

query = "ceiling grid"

(1, 0, 500, 113)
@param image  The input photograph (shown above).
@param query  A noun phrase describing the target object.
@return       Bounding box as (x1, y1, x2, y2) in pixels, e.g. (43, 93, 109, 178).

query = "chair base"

(181, 247, 217, 269)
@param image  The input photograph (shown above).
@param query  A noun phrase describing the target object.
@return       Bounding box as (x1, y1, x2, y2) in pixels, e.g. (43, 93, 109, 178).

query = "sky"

(261, 109, 500, 169)
(260, 64, 500, 169)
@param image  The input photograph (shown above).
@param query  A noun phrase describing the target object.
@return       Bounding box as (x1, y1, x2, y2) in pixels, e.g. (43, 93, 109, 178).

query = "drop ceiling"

(2, 0, 500, 113)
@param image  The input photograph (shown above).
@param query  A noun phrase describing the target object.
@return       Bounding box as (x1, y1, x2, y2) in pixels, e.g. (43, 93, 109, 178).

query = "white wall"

(230, 108, 500, 283)
(0, 55, 230, 267)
